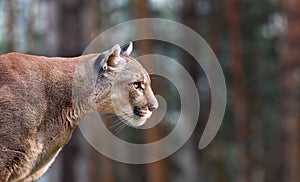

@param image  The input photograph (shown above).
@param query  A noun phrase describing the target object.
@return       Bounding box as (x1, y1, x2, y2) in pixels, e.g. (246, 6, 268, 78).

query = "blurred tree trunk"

(223, 0, 251, 182)
(132, 0, 153, 54)
(87, 147, 114, 182)
(6, 0, 15, 52)
(44, 1, 59, 56)
(209, 1, 226, 181)
(181, 0, 199, 80)
(58, 0, 84, 181)
(180, 0, 204, 182)
(132, 0, 168, 182)
(83, 0, 101, 43)
(25, 0, 34, 54)
(276, 0, 300, 182)
(58, 0, 83, 57)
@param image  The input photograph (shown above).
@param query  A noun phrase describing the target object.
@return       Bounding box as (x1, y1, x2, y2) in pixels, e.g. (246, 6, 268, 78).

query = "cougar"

(0, 43, 158, 181)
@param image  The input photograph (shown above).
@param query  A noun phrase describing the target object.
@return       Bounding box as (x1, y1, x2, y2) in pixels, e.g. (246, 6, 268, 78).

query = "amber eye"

(133, 81, 143, 90)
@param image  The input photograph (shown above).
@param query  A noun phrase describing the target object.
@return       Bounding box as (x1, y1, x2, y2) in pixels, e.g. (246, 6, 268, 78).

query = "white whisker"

(109, 119, 124, 129)
(115, 122, 128, 134)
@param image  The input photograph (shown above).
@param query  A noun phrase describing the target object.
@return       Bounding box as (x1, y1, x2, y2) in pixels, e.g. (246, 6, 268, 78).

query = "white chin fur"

(129, 111, 152, 127)
(130, 118, 148, 127)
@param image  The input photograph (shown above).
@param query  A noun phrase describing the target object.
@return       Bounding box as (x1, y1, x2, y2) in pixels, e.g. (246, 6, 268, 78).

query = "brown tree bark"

(132, 0, 168, 182)
(223, 0, 251, 182)
(276, 0, 300, 182)
(58, 0, 84, 181)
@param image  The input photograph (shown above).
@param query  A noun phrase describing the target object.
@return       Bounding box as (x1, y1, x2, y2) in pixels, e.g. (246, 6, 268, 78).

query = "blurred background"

(0, 0, 300, 182)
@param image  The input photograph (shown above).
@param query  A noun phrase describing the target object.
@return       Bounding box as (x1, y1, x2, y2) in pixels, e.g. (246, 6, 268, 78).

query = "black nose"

(148, 102, 158, 111)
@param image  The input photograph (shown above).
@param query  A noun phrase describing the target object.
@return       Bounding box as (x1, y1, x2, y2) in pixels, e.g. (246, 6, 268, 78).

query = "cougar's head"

(93, 43, 158, 127)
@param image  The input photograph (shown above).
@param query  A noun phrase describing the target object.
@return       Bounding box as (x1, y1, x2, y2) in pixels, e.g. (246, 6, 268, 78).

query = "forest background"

(0, 0, 299, 182)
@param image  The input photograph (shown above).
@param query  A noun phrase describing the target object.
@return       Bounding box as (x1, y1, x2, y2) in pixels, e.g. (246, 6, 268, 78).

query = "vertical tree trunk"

(276, 0, 300, 181)
(26, 0, 35, 54)
(6, 0, 15, 52)
(58, 0, 84, 181)
(58, 0, 83, 57)
(87, 147, 114, 182)
(181, 0, 200, 80)
(223, 0, 251, 182)
(209, 1, 226, 181)
(132, 0, 168, 182)
(83, 0, 101, 43)
(180, 0, 204, 181)
(44, 1, 59, 56)
(132, 0, 153, 55)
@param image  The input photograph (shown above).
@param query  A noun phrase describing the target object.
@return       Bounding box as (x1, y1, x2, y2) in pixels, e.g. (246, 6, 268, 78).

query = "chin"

(129, 118, 148, 127)
(117, 107, 153, 127)
(128, 111, 152, 127)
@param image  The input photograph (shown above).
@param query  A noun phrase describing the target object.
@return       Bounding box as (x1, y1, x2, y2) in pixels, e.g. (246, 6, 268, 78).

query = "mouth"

(121, 107, 152, 127)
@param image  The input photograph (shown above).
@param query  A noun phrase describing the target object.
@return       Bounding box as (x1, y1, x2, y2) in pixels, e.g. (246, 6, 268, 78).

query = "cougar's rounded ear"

(121, 42, 133, 56)
(93, 44, 125, 73)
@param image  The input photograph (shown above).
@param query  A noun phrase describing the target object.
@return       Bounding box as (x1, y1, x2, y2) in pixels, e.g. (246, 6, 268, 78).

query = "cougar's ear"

(94, 44, 125, 72)
(121, 42, 133, 56)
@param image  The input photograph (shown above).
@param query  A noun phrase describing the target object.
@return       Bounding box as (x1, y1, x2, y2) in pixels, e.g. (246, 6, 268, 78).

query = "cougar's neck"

(46, 54, 101, 126)
(62, 98, 94, 127)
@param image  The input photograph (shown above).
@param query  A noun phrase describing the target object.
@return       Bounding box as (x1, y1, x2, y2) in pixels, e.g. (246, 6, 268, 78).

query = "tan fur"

(0, 45, 158, 181)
